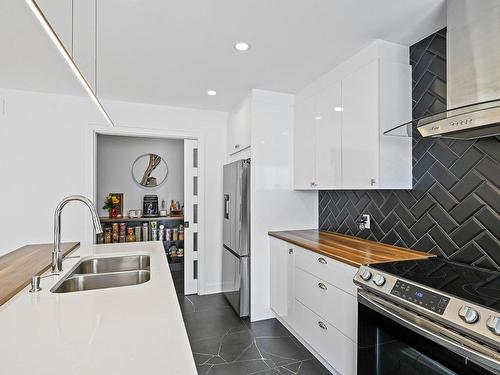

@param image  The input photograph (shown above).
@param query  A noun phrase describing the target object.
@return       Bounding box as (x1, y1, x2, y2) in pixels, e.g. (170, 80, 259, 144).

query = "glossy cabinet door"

(228, 97, 251, 155)
(269, 237, 295, 325)
(341, 60, 380, 189)
(315, 83, 342, 189)
(294, 95, 317, 189)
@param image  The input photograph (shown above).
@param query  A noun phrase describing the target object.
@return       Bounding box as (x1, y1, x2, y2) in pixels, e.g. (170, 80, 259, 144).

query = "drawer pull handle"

(318, 282, 327, 290)
(318, 257, 327, 264)
(318, 321, 328, 330)
(288, 248, 293, 254)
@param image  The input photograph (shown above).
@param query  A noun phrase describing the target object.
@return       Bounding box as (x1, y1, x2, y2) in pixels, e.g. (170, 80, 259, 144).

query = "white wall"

(96, 135, 184, 217)
(0, 88, 102, 254)
(247, 90, 318, 321)
(0, 87, 227, 295)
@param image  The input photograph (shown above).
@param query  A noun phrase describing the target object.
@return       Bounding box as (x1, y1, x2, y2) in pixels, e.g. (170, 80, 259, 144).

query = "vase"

(109, 208, 118, 219)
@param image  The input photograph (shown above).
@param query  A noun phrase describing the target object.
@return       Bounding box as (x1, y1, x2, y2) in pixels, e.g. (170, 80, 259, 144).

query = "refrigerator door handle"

(224, 194, 230, 219)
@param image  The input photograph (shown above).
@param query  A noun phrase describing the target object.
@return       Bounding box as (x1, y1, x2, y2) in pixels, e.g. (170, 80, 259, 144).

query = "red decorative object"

(110, 208, 118, 219)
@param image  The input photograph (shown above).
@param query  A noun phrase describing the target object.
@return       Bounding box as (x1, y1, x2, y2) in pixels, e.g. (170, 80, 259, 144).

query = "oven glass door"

(358, 295, 497, 375)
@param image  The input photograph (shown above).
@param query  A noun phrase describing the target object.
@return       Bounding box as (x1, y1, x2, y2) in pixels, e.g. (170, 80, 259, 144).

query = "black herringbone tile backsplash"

(319, 29, 500, 271)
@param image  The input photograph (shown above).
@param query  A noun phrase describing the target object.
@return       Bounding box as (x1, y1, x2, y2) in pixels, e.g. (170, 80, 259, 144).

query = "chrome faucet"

(52, 195, 103, 272)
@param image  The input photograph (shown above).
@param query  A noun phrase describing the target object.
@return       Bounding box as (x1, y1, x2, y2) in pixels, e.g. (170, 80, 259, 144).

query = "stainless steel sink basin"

(72, 255, 150, 274)
(51, 270, 151, 293)
(50, 254, 151, 293)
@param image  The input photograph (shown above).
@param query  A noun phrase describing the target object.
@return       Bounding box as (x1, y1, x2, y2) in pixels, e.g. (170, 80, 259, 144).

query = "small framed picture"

(110, 193, 124, 217)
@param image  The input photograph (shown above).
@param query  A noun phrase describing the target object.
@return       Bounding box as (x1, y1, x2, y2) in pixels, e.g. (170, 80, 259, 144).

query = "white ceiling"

(1, 0, 446, 112)
(0, 0, 86, 97)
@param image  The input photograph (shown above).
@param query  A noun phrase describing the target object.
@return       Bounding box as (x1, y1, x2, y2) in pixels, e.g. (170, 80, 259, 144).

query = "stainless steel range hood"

(385, 0, 500, 140)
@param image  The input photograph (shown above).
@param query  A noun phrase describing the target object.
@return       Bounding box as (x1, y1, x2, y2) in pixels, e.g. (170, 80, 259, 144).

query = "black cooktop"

(371, 258, 500, 312)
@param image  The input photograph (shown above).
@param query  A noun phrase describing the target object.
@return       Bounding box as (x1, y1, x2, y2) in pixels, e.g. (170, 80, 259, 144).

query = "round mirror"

(132, 153, 168, 188)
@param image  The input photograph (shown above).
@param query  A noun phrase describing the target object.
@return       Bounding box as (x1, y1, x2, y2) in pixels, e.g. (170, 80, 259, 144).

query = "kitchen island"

(0, 241, 196, 375)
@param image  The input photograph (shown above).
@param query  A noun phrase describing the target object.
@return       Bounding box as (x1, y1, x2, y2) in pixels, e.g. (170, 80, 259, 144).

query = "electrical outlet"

(362, 214, 371, 229)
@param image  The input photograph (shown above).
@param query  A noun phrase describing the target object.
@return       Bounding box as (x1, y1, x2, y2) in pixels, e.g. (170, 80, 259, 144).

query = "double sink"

(51, 254, 151, 293)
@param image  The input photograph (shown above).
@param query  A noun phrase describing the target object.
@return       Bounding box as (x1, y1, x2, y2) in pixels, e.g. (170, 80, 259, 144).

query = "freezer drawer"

(222, 246, 249, 317)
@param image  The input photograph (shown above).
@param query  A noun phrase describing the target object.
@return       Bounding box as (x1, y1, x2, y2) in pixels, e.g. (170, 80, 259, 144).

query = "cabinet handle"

(318, 282, 327, 290)
(318, 257, 327, 264)
(235, 144, 240, 149)
(318, 321, 328, 330)
(310, 182, 315, 187)
(370, 178, 376, 186)
(288, 248, 293, 254)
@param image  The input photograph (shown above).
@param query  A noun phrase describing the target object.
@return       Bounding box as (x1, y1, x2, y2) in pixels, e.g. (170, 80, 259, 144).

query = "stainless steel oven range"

(354, 258, 500, 375)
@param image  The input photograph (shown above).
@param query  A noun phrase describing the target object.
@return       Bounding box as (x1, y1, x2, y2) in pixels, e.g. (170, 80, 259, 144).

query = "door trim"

(85, 124, 207, 294)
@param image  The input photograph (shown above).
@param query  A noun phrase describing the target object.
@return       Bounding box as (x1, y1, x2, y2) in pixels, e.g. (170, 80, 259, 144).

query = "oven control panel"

(391, 280, 450, 315)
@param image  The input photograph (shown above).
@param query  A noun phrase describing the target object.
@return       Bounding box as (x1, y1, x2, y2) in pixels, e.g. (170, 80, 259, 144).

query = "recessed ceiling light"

(315, 116, 323, 120)
(334, 106, 344, 112)
(207, 90, 217, 96)
(234, 42, 250, 52)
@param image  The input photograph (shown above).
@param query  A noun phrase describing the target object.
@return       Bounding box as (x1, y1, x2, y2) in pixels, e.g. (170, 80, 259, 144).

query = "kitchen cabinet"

(316, 83, 343, 189)
(294, 42, 412, 190)
(293, 95, 316, 189)
(270, 236, 358, 374)
(227, 96, 251, 155)
(269, 237, 295, 325)
(294, 84, 342, 189)
(341, 61, 379, 188)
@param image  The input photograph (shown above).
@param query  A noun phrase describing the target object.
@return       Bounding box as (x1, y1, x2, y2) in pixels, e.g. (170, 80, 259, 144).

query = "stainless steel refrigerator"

(222, 159, 250, 317)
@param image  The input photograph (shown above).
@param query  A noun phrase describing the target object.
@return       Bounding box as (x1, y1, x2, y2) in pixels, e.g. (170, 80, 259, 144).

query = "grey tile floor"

(176, 290, 332, 374)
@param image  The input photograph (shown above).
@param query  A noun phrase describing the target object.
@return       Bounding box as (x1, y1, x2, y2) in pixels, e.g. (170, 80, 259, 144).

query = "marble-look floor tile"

(183, 307, 247, 341)
(245, 318, 291, 338)
(280, 358, 332, 375)
(176, 292, 331, 374)
(178, 293, 196, 314)
(256, 336, 312, 366)
(196, 363, 213, 375)
(187, 293, 232, 312)
(206, 359, 271, 375)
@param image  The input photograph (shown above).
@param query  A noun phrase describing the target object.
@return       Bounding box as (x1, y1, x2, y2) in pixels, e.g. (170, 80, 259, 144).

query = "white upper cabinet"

(227, 96, 251, 155)
(341, 61, 380, 189)
(294, 95, 316, 189)
(294, 40, 412, 190)
(316, 83, 342, 189)
(294, 84, 342, 189)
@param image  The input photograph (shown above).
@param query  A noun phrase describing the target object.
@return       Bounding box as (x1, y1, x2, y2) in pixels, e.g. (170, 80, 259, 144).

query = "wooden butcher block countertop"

(269, 230, 431, 268)
(0, 242, 79, 306)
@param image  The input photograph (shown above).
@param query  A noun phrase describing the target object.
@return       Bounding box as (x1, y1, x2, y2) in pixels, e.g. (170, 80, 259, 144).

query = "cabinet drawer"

(293, 300, 356, 375)
(295, 267, 357, 341)
(295, 247, 358, 296)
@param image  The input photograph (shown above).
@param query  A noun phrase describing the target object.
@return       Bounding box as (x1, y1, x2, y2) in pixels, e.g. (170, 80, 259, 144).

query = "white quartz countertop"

(0, 242, 197, 375)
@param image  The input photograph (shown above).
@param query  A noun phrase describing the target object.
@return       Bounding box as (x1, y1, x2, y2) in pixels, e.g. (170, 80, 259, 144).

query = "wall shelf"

(99, 216, 184, 223)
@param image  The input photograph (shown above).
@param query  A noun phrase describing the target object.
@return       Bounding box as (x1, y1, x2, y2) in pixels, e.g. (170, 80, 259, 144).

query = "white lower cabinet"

(295, 267, 357, 342)
(293, 301, 357, 375)
(295, 247, 358, 296)
(269, 237, 295, 325)
(270, 237, 358, 374)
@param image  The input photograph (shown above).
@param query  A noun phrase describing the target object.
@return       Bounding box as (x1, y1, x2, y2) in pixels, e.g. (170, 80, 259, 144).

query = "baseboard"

(198, 282, 222, 295)
(250, 308, 275, 322)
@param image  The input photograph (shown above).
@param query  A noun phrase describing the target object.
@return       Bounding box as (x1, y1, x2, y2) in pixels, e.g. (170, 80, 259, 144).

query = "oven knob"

(372, 274, 385, 287)
(458, 306, 479, 324)
(360, 270, 372, 281)
(486, 316, 500, 336)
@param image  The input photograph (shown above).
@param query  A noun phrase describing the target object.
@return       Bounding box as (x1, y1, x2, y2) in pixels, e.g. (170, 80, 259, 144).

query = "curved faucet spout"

(53, 195, 103, 272)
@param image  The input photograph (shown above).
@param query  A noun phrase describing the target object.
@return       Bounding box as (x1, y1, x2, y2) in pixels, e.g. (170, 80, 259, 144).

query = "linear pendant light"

(25, 0, 114, 127)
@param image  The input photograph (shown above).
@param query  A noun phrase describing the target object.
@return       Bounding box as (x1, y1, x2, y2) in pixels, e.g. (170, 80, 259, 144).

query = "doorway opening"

(94, 133, 200, 295)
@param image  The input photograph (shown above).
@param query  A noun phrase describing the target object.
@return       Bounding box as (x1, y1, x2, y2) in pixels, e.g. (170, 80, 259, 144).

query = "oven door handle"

(358, 291, 500, 373)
